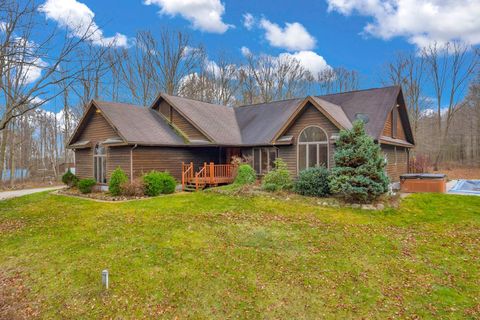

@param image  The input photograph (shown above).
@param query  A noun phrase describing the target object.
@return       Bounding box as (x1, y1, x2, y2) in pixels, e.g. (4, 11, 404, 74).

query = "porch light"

(330, 133, 340, 141)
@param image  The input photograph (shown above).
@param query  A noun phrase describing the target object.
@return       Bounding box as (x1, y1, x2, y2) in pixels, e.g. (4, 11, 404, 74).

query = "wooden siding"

(75, 148, 92, 180)
(132, 147, 223, 181)
(107, 146, 132, 179)
(382, 107, 406, 140)
(171, 109, 208, 141)
(74, 107, 122, 180)
(158, 100, 171, 119)
(382, 144, 409, 181)
(277, 103, 339, 176)
(77, 108, 120, 143)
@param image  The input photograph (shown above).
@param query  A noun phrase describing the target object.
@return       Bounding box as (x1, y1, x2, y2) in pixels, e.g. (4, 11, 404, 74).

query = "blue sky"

(83, 0, 412, 87)
(35, 0, 480, 112)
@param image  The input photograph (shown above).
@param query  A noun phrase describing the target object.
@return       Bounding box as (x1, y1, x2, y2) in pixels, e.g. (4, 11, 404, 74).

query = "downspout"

(130, 144, 138, 180)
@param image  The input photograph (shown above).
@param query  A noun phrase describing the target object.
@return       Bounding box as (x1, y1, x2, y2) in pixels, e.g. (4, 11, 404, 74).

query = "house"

(67, 86, 414, 188)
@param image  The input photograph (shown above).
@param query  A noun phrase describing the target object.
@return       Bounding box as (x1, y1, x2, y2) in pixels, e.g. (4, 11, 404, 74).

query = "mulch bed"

(57, 188, 150, 202)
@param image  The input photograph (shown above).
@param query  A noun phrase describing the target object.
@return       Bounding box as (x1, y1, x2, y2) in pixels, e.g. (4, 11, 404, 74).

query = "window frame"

(93, 143, 107, 184)
(391, 108, 398, 138)
(252, 147, 278, 175)
(297, 126, 329, 174)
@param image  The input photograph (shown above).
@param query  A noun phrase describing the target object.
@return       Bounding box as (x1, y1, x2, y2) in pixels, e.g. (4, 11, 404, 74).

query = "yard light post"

(102, 269, 109, 289)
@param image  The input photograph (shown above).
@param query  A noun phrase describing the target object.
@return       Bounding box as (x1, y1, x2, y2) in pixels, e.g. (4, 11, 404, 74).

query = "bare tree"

(422, 42, 479, 169)
(382, 52, 430, 136)
(317, 67, 359, 95)
(179, 51, 239, 106)
(240, 53, 313, 104)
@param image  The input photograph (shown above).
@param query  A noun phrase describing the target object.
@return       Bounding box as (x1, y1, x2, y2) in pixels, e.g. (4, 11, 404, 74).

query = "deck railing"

(182, 162, 237, 191)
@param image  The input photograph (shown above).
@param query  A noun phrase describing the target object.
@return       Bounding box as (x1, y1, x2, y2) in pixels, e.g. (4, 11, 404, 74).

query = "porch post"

(210, 162, 215, 184)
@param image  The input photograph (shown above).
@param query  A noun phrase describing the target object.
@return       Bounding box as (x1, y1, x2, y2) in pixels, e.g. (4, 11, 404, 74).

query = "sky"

(34, 0, 480, 111)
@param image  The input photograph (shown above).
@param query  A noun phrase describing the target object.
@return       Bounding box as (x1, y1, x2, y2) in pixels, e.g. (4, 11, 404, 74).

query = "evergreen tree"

(329, 120, 389, 203)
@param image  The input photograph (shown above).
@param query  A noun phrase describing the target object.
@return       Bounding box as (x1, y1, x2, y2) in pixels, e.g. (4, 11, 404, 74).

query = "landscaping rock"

(376, 203, 385, 210)
(361, 204, 376, 210)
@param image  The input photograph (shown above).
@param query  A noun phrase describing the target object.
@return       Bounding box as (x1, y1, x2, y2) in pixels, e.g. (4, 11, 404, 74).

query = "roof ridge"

(93, 99, 145, 108)
(160, 93, 232, 109)
(317, 85, 400, 98)
(237, 97, 303, 108)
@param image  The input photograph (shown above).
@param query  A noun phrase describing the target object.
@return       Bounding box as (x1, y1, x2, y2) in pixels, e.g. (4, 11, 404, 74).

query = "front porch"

(181, 162, 238, 191)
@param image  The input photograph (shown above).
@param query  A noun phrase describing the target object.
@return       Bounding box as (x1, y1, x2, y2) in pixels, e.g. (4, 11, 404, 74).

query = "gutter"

(130, 144, 138, 179)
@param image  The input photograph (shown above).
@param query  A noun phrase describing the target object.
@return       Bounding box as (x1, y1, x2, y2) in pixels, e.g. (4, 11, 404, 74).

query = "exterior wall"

(277, 103, 340, 176)
(170, 109, 207, 141)
(107, 146, 132, 179)
(382, 107, 406, 140)
(75, 148, 93, 180)
(157, 100, 208, 141)
(382, 144, 409, 181)
(74, 108, 123, 180)
(76, 109, 120, 143)
(132, 146, 223, 181)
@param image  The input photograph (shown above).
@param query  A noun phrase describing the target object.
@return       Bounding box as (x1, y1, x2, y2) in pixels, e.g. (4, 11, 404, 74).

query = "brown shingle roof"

(94, 101, 187, 146)
(70, 86, 412, 148)
(318, 86, 401, 139)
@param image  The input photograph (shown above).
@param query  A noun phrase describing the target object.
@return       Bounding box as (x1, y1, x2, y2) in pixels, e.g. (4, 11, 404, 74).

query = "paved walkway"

(0, 186, 64, 201)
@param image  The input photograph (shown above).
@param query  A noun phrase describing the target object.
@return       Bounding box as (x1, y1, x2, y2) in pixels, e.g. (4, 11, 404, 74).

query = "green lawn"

(0, 191, 479, 319)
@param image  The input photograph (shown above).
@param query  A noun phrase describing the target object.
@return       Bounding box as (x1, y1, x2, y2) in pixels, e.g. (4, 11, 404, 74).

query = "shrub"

(329, 120, 389, 203)
(109, 167, 128, 196)
(78, 178, 96, 194)
(234, 164, 256, 185)
(143, 171, 176, 196)
(262, 182, 278, 192)
(120, 179, 145, 197)
(295, 166, 330, 197)
(261, 158, 292, 192)
(61, 169, 78, 187)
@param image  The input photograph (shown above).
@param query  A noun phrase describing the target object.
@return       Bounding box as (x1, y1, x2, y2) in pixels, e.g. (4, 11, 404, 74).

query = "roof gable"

(319, 86, 401, 139)
(153, 93, 242, 145)
(271, 96, 351, 143)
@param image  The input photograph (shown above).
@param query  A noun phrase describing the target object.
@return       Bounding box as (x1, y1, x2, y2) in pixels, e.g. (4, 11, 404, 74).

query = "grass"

(0, 191, 479, 319)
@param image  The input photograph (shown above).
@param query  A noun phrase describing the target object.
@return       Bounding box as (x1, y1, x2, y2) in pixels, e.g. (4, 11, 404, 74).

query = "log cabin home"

(67, 86, 414, 189)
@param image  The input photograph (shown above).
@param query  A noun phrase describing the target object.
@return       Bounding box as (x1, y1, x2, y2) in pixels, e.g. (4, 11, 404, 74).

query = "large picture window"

(93, 143, 107, 184)
(298, 126, 329, 172)
(252, 147, 278, 175)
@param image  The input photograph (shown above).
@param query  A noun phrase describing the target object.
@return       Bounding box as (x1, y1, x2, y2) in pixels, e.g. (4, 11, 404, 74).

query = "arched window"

(298, 126, 329, 172)
(93, 143, 107, 183)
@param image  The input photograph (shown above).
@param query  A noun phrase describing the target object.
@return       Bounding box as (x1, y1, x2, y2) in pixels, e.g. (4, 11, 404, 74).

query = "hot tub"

(400, 173, 447, 193)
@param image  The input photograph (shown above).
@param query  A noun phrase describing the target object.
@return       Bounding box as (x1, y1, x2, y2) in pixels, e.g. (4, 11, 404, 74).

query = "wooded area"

(0, 0, 478, 187)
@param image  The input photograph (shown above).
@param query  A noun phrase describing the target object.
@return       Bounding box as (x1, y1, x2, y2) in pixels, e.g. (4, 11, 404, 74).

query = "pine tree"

(329, 120, 389, 203)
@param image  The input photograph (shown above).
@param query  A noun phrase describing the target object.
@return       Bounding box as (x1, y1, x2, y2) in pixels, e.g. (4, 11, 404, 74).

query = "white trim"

(296, 125, 329, 174)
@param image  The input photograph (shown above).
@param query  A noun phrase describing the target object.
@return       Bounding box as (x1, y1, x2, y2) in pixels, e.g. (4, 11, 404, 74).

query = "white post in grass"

(102, 270, 109, 289)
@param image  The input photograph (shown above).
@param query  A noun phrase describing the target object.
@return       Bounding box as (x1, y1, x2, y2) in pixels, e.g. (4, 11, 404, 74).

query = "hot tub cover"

(449, 180, 480, 195)
(400, 173, 446, 179)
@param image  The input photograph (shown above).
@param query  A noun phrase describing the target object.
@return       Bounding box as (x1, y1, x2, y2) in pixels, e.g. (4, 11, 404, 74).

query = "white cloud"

(279, 51, 331, 75)
(39, 0, 128, 47)
(243, 12, 255, 30)
(326, 0, 480, 48)
(240, 46, 251, 57)
(260, 18, 316, 51)
(144, 0, 232, 34)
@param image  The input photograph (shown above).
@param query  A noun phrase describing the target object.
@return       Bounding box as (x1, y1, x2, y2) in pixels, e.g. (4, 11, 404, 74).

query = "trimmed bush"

(295, 166, 330, 197)
(61, 169, 78, 187)
(143, 171, 176, 196)
(78, 178, 96, 194)
(109, 167, 128, 196)
(120, 179, 145, 197)
(261, 158, 293, 192)
(329, 120, 389, 203)
(234, 164, 256, 185)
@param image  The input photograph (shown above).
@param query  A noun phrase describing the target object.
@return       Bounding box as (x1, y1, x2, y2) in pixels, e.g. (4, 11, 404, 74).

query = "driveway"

(0, 186, 64, 201)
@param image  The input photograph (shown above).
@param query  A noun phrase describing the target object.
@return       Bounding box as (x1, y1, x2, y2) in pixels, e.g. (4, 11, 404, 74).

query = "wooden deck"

(182, 162, 237, 191)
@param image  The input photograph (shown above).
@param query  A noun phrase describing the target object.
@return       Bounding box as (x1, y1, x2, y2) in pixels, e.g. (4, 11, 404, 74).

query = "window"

(252, 147, 278, 175)
(298, 126, 329, 172)
(93, 143, 107, 184)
